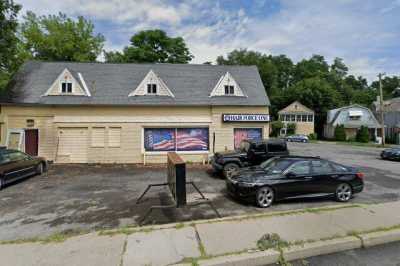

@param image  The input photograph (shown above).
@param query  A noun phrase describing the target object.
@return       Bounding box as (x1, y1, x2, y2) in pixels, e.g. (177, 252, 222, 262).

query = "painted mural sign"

(223, 114, 270, 122)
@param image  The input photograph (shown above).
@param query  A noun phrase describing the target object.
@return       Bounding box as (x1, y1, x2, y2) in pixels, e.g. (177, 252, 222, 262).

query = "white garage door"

(57, 128, 88, 163)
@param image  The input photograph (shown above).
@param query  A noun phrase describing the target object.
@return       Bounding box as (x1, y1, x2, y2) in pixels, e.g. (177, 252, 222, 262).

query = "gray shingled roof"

(4, 61, 270, 106)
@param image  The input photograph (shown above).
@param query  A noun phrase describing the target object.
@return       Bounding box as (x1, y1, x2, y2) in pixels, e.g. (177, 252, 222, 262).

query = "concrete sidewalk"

(1, 201, 400, 266)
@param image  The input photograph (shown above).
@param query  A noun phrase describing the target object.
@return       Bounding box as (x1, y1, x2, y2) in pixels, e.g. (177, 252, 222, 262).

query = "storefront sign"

(222, 114, 270, 122)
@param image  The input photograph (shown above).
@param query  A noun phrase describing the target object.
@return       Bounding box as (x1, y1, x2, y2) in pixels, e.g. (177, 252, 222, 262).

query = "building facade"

(278, 101, 314, 136)
(373, 96, 400, 144)
(324, 104, 380, 140)
(0, 62, 270, 164)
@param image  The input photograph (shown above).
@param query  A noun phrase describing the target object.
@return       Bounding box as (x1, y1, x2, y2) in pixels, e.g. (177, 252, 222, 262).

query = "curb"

(184, 228, 400, 266)
(359, 228, 400, 248)
(192, 237, 361, 266)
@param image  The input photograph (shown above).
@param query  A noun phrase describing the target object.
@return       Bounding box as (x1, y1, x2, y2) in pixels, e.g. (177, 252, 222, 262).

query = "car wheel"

(223, 163, 240, 178)
(256, 186, 274, 208)
(0, 177, 4, 190)
(335, 183, 352, 202)
(36, 163, 44, 175)
(303, 139, 307, 143)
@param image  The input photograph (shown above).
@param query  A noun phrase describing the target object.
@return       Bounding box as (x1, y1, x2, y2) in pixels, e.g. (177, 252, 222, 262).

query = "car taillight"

(356, 172, 364, 179)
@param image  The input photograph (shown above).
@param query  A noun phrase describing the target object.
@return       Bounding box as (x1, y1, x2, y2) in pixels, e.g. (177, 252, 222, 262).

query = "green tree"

(370, 76, 400, 100)
(270, 120, 284, 137)
(286, 123, 296, 135)
(334, 125, 346, 141)
(356, 126, 370, 143)
(293, 55, 329, 82)
(0, 0, 21, 91)
(105, 29, 193, 63)
(20, 12, 105, 62)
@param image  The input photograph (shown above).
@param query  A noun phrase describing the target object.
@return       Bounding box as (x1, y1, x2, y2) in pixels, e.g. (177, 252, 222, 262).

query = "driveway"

(0, 142, 399, 241)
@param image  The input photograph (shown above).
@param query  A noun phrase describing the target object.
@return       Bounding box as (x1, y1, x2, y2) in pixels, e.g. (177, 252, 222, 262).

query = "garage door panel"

(57, 128, 88, 163)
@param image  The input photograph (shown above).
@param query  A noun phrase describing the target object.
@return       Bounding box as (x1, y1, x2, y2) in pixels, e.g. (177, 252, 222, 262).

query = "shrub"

(308, 133, 317, 140)
(334, 125, 346, 141)
(356, 126, 369, 143)
(286, 123, 296, 135)
(271, 120, 284, 137)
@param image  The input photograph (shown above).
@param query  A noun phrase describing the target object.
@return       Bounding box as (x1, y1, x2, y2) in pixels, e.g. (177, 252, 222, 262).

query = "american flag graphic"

(145, 129, 175, 151)
(177, 128, 209, 151)
(234, 128, 262, 149)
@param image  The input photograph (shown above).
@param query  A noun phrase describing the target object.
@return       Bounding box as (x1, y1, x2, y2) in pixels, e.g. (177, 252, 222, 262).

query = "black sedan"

(381, 147, 400, 161)
(0, 149, 47, 190)
(226, 156, 364, 208)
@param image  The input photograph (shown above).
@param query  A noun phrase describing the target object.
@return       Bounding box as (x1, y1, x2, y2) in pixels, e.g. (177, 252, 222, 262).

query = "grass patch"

(0, 230, 90, 245)
(175, 223, 185, 229)
(257, 233, 289, 251)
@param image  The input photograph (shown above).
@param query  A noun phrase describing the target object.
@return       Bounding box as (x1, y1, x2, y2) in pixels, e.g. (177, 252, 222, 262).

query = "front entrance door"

(25, 129, 39, 156)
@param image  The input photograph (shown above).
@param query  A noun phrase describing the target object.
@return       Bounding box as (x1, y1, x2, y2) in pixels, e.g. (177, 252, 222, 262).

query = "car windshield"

(239, 141, 251, 152)
(260, 158, 292, 174)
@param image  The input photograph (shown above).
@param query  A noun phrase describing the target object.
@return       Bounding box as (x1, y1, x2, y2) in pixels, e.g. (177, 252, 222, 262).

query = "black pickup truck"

(212, 139, 289, 177)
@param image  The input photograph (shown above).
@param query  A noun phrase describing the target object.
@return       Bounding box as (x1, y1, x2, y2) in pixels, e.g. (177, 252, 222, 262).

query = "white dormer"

(210, 72, 246, 97)
(43, 68, 91, 96)
(129, 70, 174, 97)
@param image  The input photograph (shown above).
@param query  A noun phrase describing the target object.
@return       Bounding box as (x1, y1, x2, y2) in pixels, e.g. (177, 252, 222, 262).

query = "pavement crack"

(119, 235, 128, 266)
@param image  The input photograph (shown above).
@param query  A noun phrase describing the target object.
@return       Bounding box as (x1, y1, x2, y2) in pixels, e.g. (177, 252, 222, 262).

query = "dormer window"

(61, 81, 72, 94)
(147, 83, 157, 94)
(224, 85, 235, 95)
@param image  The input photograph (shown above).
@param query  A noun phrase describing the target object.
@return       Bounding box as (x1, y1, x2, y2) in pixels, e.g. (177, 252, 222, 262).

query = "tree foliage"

(105, 29, 193, 63)
(334, 125, 346, 141)
(217, 49, 391, 138)
(271, 120, 284, 137)
(356, 126, 370, 143)
(0, 0, 21, 91)
(20, 12, 105, 62)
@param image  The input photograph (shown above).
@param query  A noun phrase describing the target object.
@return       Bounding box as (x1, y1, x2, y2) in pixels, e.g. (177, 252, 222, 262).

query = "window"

(144, 128, 209, 152)
(4, 151, 29, 162)
(296, 115, 302, 122)
(91, 127, 105, 147)
(147, 83, 157, 94)
(311, 160, 333, 174)
(234, 128, 262, 149)
(307, 115, 313, 122)
(302, 115, 308, 122)
(61, 82, 72, 93)
(108, 127, 121, 147)
(224, 85, 235, 95)
(290, 114, 296, 121)
(289, 161, 311, 176)
(330, 162, 348, 172)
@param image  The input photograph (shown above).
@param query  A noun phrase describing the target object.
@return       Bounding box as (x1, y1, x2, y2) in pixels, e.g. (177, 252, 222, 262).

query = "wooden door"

(25, 129, 39, 156)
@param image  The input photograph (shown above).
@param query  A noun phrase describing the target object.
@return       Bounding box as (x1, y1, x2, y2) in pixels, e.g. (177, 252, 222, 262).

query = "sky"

(17, 0, 400, 82)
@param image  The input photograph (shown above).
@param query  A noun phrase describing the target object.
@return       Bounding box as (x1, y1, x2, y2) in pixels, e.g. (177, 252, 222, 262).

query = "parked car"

(212, 139, 289, 177)
(226, 156, 364, 208)
(285, 134, 309, 143)
(0, 149, 47, 190)
(380, 147, 400, 161)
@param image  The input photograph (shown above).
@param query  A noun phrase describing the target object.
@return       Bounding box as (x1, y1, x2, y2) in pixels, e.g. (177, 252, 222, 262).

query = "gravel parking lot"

(0, 142, 399, 241)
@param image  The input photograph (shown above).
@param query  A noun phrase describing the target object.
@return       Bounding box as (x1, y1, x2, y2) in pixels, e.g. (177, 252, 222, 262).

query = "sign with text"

(222, 114, 270, 123)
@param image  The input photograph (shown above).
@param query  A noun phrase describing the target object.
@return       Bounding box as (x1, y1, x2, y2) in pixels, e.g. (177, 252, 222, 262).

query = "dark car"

(212, 139, 289, 177)
(0, 149, 47, 190)
(285, 134, 309, 143)
(381, 147, 400, 161)
(226, 156, 364, 208)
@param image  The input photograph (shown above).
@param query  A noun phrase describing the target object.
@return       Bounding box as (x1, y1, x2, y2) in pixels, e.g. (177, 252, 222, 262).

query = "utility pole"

(378, 73, 385, 146)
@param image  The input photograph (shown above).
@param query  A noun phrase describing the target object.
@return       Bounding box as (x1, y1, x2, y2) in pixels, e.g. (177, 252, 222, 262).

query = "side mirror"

(286, 172, 297, 178)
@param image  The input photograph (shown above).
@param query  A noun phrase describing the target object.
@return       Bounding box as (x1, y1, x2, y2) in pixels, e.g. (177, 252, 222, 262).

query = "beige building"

(278, 101, 315, 136)
(0, 62, 270, 164)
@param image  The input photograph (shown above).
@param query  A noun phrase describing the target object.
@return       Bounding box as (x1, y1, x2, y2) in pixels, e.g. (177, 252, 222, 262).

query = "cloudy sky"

(17, 0, 400, 81)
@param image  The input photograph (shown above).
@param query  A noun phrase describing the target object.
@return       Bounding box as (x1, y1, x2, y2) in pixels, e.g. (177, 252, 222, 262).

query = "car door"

(251, 143, 268, 165)
(276, 160, 314, 198)
(3, 151, 35, 182)
(267, 142, 289, 158)
(310, 160, 338, 194)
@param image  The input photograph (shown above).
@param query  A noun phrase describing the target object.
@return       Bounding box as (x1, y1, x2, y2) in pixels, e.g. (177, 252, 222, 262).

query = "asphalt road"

(0, 142, 399, 241)
(289, 241, 400, 266)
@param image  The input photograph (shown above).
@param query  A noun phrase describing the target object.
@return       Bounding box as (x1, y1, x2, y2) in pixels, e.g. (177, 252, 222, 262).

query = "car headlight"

(238, 182, 256, 187)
